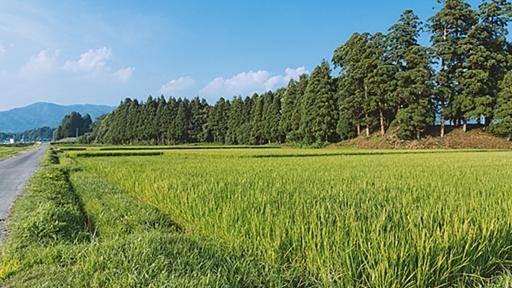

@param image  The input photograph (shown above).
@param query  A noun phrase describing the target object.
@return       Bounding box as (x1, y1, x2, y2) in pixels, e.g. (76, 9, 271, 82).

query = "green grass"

(3, 146, 512, 287)
(0, 144, 34, 160)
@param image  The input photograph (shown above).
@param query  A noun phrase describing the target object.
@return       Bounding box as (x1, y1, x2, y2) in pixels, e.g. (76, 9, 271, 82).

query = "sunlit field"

(0, 144, 34, 160)
(66, 147, 512, 287)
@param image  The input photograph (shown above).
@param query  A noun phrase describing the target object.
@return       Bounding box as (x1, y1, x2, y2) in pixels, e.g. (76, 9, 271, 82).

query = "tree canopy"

(87, 0, 512, 144)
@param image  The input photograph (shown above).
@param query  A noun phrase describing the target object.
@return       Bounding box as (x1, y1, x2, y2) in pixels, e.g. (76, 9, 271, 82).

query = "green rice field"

(3, 146, 512, 287)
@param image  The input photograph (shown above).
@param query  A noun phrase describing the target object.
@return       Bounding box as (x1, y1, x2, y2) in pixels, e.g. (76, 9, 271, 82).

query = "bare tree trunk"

(365, 113, 370, 137)
(416, 130, 421, 140)
(463, 118, 468, 133)
(379, 109, 385, 136)
(356, 124, 361, 136)
(364, 84, 370, 138)
(508, 134, 511, 141)
(440, 114, 445, 138)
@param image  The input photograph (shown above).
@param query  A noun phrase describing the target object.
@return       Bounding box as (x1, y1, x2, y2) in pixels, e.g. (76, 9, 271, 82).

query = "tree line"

(90, 0, 512, 145)
(54, 112, 93, 141)
(0, 127, 55, 143)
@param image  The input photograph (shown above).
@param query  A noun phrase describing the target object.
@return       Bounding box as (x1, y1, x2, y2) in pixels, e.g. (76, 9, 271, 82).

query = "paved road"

(0, 144, 47, 240)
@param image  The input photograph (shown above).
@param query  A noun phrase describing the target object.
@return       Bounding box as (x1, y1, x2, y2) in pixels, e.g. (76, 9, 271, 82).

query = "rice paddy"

(76, 148, 512, 286)
(3, 146, 512, 287)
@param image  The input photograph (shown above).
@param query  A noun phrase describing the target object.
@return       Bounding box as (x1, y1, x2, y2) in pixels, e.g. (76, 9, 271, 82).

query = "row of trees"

(54, 112, 93, 141)
(0, 127, 55, 143)
(91, 0, 512, 144)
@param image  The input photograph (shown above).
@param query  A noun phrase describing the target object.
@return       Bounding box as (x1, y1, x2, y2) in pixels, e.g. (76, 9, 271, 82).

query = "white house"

(9, 138, 15, 144)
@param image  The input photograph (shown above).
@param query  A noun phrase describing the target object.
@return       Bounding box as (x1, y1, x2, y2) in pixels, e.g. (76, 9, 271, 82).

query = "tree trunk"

(463, 118, 468, 133)
(416, 130, 421, 140)
(440, 114, 445, 138)
(484, 116, 492, 131)
(379, 109, 385, 136)
(356, 124, 361, 136)
(365, 112, 370, 137)
(508, 134, 511, 141)
(364, 84, 370, 138)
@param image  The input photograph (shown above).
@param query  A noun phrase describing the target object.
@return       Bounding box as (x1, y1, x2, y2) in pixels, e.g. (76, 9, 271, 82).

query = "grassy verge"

(0, 151, 91, 282)
(0, 148, 292, 287)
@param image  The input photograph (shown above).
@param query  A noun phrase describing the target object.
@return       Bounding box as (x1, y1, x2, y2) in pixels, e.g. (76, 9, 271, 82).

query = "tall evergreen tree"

(490, 72, 512, 140)
(250, 94, 265, 144)
(389, 9, 435, 139)
(460, 0, 511, 131)
(240, 96, 253, 144)
(300, 60, 337, 143)
(189, 97, 207, 143)
(429, 0, 478, 136)
(227, 96, 244, 144)
(333, 33, 371, 137)
(365, 33, 397, 136)
(54, 112, 93, 140)
(388, 9, 423, 109)
(279, 79, 300, 141)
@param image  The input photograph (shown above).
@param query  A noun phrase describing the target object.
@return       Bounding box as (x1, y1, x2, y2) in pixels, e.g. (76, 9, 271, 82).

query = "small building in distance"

(9, 138, 15, 144)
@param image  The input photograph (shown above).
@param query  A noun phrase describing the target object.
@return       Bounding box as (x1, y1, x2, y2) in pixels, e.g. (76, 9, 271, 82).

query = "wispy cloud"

(0, 45, 6, 58)
(63, 47, 112, 72)
(18, 49, 59, 78)
(159, 76, 195, 95)
(200, 67, 308, 99)
(61, 47, 134, 83)
(113, 67, 135, 82)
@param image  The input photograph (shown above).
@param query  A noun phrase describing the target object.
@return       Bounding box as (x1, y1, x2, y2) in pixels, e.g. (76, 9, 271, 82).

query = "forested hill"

(90, 1, 512, 145)
(0, 102, 112, 133)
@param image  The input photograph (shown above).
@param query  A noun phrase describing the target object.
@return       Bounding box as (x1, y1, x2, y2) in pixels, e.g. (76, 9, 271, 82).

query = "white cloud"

(159, 76, 195, 95)
(0, 45, 6, 58)
(264, 67, 308, 91)
(200, 67, 308, 99)
(113, 67, 134, 82)
(18, 49, 59, 78)
(61, 47, 134, 83)
(63, 47, 112, 72)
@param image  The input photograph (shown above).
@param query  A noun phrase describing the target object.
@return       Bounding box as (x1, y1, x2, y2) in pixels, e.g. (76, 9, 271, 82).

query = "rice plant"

(75, 149, 512, 287)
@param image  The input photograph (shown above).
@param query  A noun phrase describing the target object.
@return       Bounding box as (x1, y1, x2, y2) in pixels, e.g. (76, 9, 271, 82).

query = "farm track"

(0, 144, 46, 241)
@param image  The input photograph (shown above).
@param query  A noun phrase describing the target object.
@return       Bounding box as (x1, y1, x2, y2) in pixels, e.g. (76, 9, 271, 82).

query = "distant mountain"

(0, 102, 113, 133)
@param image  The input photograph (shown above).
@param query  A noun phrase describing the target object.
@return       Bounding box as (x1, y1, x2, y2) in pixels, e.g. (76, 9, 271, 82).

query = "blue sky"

(0, 0, 483, 110)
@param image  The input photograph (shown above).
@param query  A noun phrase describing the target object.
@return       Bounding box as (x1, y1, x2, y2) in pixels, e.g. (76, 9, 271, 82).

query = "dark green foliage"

(390, 10, 435, 139)
(490, 72, 512, 139)
(54, 112, 92, 140)
(85, 0, 512, 143)
(461, 0, 511, 127)
(429, 0, 479, 132)
(300, 60, 338, 143)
